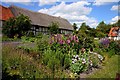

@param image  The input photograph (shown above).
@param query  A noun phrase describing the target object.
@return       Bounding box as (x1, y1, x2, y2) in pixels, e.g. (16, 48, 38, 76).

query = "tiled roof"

(108, 27, 119, 37)
(0, 5, 14, 21)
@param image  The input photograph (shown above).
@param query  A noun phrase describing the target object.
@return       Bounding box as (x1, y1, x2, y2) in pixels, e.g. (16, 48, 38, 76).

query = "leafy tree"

(15, 14, 31, 37)
(96, 21, 111, 38)
(73, 23, 77, 31)
(79, 23, 90, 31)
(96, 21, 106, 32)
(49, 22, 59, 34)
(78, 22, 92, 37)
(112, 19, 120, 27)
(73, 23, 78, 34)
(2, 14, 31, 38)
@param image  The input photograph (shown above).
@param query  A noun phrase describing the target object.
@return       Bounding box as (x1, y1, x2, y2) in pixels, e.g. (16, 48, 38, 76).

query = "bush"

(107, 41, 120, 55)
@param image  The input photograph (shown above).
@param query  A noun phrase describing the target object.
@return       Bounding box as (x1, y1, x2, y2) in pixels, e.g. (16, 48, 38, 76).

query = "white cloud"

(38, 1, 97, 27)
(110, 16, 120, 24)
(38, 1, 98, 28)
(1, 0, 32, 2)
(39, 0, 58, 6)
(111, 5, 118, 11)
(93, 0, 119, 6)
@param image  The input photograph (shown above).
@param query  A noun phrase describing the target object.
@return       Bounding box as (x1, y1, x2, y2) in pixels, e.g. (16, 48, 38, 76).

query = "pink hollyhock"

(66, 39, 71, 44)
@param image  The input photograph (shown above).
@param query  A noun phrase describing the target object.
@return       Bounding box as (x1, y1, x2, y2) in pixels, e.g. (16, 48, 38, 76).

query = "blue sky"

(0, 0, 119, 28)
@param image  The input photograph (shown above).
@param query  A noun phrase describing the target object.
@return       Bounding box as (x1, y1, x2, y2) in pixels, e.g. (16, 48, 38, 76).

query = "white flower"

(82, 61, 86, 64)
(74, 59, 77, 62)
(72, 58, 74, 61)
(90, 63, 93, 66)
(72, 61, 75, 64)
(78, 58, 80, 60)
(83, 58, 86, 62)
(75, 55, 79, 59)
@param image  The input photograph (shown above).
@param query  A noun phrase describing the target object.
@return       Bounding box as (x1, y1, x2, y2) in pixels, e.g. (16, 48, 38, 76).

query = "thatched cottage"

(9, 5, 73, 35)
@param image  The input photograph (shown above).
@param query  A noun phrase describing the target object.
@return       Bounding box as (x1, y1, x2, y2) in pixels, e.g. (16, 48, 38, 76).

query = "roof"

(108, 27, 119, 37)
(0, 5, 14, 21)
(9, 5, 73, 30)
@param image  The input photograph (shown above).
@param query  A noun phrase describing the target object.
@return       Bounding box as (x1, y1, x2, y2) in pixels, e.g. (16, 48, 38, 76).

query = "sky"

(0, 0, 120, 28)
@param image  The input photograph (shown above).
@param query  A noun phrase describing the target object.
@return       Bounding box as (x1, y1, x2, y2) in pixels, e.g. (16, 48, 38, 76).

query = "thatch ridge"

(9, 5, 73, 30)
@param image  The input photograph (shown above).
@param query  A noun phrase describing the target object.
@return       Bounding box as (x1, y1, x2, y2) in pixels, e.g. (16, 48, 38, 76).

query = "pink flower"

(76, 39, 79, 43)
(66, 39, 71, 44)
(59, 40, 64, 44)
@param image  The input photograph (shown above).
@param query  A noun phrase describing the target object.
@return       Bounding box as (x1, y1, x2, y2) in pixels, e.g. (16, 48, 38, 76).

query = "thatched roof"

(9, 5, 73, 30)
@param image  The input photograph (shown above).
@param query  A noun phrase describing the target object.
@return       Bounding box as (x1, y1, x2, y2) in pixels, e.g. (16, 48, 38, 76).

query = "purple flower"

(100, 38, 110, 45)
(71, 35, 76, 41)
(59, 40, 64, 44)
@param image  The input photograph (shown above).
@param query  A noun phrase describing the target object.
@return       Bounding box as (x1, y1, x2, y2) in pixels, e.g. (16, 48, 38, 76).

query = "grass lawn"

(87, 55, 120, 78)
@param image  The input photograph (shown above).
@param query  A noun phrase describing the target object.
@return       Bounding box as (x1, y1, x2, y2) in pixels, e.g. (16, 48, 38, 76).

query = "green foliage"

(2, 14, 31, 38)
(87, 55, 120, 78)
(70, 62, 83, 74)
(79, 23, 90, 31)
(96, 21, 112, 38)
(27, 32, 34, 37)
(78, 22, 97, 38)
(73, 23, 77, 34)
(37, 35, 49, 53)
(107, 41, 120, 55)
(89, 54, 101, 68)
(112, 19, 120, 27)
(78, 35, 94, 49)
(21, 36, 38, 43)
(15, 14, 31, 37)
(95, 31, 106, 38)
(96, 21, 107, 33)
(2, 18, 16, 38)
(2, 45, 52, 79)
(73, 23, 77, 30)
(70, 52, 89, 74)
(49, 22, 59, 34)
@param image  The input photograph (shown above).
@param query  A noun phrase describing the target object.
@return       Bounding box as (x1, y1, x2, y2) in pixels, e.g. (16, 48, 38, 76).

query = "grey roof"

(9, 5, 73, 30)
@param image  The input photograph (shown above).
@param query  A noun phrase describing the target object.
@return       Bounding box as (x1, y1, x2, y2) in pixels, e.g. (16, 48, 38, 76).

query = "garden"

(2, 33, 120, 79)
(2, 14, 120, 79)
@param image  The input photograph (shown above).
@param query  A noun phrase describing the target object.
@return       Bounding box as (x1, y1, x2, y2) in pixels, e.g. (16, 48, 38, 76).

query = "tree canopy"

(3, 14, 31, 38)
(49, 22, 59, 34)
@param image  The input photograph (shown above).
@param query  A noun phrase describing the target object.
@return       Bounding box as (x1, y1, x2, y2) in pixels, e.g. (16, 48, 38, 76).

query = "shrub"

(108, 41, 120, 55)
